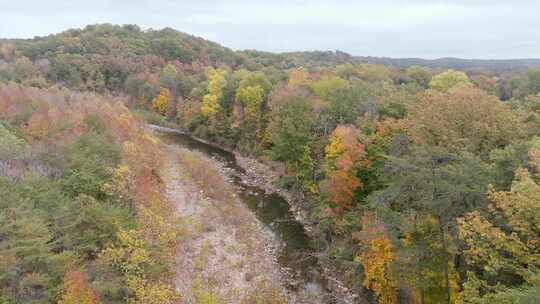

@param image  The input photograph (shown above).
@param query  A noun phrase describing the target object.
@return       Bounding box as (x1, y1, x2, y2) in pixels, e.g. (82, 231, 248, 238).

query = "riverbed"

(152, 125, 358, 304)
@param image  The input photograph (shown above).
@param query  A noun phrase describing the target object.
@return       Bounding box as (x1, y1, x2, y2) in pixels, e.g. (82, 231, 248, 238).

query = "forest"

(1, 24, 539, 304)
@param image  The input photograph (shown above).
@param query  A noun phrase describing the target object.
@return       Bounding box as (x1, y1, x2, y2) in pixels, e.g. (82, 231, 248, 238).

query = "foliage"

(354, 215, 397, 304)
(458, 168, 540, 303)
(3, 24, 540, 304)
(59, 269, 101, 304)
(408, 87, 522, 158)
(371, 145, 493, 303)
(201, 68, 227, 118)
(0, 85, 180, 303)
(310, 76, 349, 100)
(324, 125, 365, 212)
(406, 66, 432, 88)
(287, 68, 310, 87)
(528, 69, 540, 95)
(429, 69, 472, 92)
(268, 89, 317, 190)
(151, 87, 170, 115)
(0, 122, 26, 159)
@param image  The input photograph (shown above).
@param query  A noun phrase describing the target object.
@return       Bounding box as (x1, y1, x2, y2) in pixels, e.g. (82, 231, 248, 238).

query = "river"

(154, 127, 342, 303)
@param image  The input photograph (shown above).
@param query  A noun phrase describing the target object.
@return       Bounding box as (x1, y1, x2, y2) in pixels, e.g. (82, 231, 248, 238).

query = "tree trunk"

(439, 218, 451, 304)
(295, 161, 300, 190)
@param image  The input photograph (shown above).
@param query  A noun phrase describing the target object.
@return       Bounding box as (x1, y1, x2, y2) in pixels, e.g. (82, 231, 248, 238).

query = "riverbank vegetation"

(0, 85, 182, 303)
(1, 24, 540, 303)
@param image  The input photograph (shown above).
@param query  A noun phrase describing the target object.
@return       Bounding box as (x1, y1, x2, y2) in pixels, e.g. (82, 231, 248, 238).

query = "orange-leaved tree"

(58, 269, 100, 304)
(324, 124, 365, 213)
(287, 68, 311, 88)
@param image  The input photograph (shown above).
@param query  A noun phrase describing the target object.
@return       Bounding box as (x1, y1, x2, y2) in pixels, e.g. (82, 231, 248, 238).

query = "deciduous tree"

(408, 87, 522, 158)
(354, 214, 397, 304)
(268, 88, 317, 190)
(324, 125, 365, 212)
(59, 269, 100, 304)
(429, 70, 472, 92)
(458, 168, 540, 303)
(201, 67, 227, 119)
(152, 87, 170, 115)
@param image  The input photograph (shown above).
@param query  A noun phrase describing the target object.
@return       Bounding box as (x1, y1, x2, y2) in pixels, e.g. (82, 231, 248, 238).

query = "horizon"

(2, 23, 540, 62)
(2, 1, 539, 60)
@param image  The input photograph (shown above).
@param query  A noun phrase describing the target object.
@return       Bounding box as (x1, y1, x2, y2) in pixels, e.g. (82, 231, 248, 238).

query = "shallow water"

(156, 130, 329, 299)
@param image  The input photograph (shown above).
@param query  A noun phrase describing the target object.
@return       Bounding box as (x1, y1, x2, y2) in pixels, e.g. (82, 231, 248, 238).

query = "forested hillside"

(356, 57, 540, 73)
(1, 24, 540, 304)
(0, 85, 182, 303)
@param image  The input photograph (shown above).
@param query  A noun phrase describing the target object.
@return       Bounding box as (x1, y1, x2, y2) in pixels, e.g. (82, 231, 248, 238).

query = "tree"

(471, 74, 498, 96)
(0, 200, 61, 303)
(429, 70, 472, 92)
(408, 87, 522, 158)
(103, 220, 180, 304)
(159, 64, 178, 95)
(233, 71, 272, 136)
(354, 214, 397, 304)
(0, 122, 26, 160)
(406, 66, 432, 89)
(372, 146, 493, 304)
(319, 80, 371, 132)
(237, 71, 272, 94)
(152, 87, 170, 115)
(59, 269, 100, 304)
(528, 69, 540, 95)
(458, 168, 540, 303)
(376, 85, 412, 119)
(234, 84, 266, 152)
(0, 43, 16, 61)
(287, 68, 310, 87)
(268, 88, 317, 190)
(235, 86, 264, 125)
(335, 63, 359, 80)
(310, 76, 349, 101)
(23, 109, 52, 140)
(357, 64, 392, 83)
(201, 68, 227, 119)
(324, 125, 365, 212)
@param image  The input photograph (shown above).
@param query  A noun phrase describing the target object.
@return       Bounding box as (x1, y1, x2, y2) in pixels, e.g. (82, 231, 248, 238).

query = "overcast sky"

(1, 0, 539, 59)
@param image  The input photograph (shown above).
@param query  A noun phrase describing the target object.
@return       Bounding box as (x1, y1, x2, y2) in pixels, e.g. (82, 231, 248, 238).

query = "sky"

(1, 0, 539, 59)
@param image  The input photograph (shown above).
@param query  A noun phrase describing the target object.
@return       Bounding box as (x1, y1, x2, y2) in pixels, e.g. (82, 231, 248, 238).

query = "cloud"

(1, 0, 539, 59)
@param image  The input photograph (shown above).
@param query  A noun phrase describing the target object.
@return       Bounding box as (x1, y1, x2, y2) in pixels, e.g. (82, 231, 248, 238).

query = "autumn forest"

(0, 24, 539, 304)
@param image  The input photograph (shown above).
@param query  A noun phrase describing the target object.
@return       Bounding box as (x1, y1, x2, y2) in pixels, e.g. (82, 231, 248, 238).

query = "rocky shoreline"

(233, 155, 362, 304)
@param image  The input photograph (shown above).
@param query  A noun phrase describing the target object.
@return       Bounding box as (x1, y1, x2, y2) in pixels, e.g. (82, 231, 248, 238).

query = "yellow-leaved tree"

(287, 68, 310, 88)
(457, 167, 540, 303)
(429, 69, 472, 92)
(354, 214, 398, 304)
(201, 68, 227, 119)
(152, 87, 170, 115)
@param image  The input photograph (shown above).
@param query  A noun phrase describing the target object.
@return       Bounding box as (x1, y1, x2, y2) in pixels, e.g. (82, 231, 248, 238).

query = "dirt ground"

(161, 145, 291, 303)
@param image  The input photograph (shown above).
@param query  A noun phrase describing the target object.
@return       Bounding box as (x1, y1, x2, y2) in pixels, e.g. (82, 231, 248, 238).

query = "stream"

(154, 128, 338, 303)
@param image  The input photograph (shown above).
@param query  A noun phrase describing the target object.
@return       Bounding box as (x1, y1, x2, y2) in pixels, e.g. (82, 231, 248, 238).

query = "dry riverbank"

(161, 145, 289, 303)
(161, 140, 339, 303)
(234, 155, 362, 304)
(150, 124, 362, 303)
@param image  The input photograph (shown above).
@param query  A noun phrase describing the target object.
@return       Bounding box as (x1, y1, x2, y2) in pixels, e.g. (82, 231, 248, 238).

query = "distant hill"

(1, 24, 242, 66)
(355, 56, 540, 73)
(2, 24, 540, 79)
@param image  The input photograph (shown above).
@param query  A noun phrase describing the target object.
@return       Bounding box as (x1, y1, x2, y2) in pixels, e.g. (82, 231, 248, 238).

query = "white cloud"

(0, 0, 539, 58)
